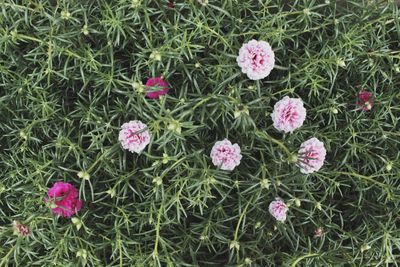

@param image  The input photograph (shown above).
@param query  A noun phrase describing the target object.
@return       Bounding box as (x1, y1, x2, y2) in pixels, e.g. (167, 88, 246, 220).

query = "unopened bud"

(294, 198, 301, 207)
(385, 162, 393, 171)
(260, 179, 270, 189)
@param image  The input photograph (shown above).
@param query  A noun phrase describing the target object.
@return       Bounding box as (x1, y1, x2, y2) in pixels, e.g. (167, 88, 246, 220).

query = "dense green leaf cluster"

(0, 0, 399, 266)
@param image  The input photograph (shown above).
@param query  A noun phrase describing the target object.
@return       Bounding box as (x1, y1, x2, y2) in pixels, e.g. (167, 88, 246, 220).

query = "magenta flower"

(268, 198, 288, 222)
(210, 139, 242, 171)
(297, 138, 326, 174)
(119, 120, 151, 153)
(145, 77, 169, 99)
(357, 91, 374, 111)
(271, 96, 306, 133)
(237, 40, 275, 80)
(167, 0, 174, 8)
(45, 182, 83, 218)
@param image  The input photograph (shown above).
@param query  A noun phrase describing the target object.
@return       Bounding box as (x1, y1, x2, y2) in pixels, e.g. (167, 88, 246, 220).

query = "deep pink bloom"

(45, 182, 83, 218)
(145, 77, 169, 99)
(237, 40, 275, 80)
(297, 138, 326, 174)
(167, 0, 174, 8)
(268, 198, 288, 222)
(271, 96, 306, 133)
(119, 120, 151, 153)
(357, 91, 374, 111)
(210, 139, 242, 171)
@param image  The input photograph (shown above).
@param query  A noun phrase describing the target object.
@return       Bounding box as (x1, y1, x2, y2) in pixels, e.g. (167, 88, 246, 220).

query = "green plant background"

(0, 0, 399, 266)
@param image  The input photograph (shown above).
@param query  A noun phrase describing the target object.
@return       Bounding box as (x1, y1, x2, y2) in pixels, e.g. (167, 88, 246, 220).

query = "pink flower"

(268, 198, 288, 222)
(357, 91, 374, 111)
(167, 0, 174, 8)
(119, 120, 151, 153)
(145, 77, 169, 99)
(236, 40, 275, 80)
(314, 227, 324, 238)
(45, 182, 83, 218)
(271, 96, 306, 133)
(210, 139, 242, 171)
(12, 220, 30, 236)
(297, 138, 326, 174)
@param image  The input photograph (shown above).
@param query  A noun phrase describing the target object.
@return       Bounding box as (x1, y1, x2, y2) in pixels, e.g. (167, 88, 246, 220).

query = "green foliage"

(1, 0, 400, 266)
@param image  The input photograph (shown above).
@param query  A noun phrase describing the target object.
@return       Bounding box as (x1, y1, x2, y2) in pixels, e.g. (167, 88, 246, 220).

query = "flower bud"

(19, 131, 28, 140)
(294, 198, 301, 207)
(289, 154, 298, 163)
(76, 249, 88, 260)
(81, 25, 89, 35)
(361, 244, 371, 252)
(152, 176, 163, 186)
(229, 240, 240, 250)
(162, 153, 170, 164)
(260, 179, 270, 189)
(60, 10, 71, 20)
(337, 58, 346, 68)
(71, 217, 83, 230)
(12, 221, 30, 237)
(245, 258, 252, 265)
(234, 105, 249, 119)
(197, 0, 208, 6)
(77, 171, 90, 180)
(131, 0, 141, 8)
(106, 188, 116, 198)
(150, 51, 161, 61)
(385, 162, 393, 171)
(167, 120, 182, 134)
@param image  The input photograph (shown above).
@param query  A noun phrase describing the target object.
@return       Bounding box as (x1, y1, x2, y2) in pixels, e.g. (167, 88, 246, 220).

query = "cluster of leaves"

(1, 0, 399, 266)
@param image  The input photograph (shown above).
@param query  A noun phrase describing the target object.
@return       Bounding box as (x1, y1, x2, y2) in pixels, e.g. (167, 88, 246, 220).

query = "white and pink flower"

(237, 40, 275, 80)
(210, 139, 242, 171)
(297, 138, 326, 174)
(269, 198, 288, 222)
(271, 96, 306, 133)
(119, 120, 151, 153)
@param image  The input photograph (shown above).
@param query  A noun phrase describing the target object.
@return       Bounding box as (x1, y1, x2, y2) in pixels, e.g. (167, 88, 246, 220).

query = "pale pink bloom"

(237, 40, 275, 80)
(45, 182, 83, 218)
(314, 227, 324, 238)
(145, 77, 169, 99)
(271, 96, 306, 133)
(119, 120, 151, 153)
(12, 220, 30, 236)
(269, 198, 288, 222)
(297, 138, 326, 174)
(210, 139, 242, 171)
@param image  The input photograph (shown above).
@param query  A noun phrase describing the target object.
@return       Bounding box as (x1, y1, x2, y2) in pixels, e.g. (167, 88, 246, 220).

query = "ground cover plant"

(0, 0, 400, 266)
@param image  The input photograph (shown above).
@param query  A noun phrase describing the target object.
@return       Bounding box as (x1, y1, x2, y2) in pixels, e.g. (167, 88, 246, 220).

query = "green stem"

(233, 201, 251, 263)
(233, 201, 251, 242)
(291, 253, 319, 267)
(153, 203, 163, 259)
(117, 235, 123, 267)
(16, 34, 44, 44)
(0, 245, 16, 267)
(256, 131, 292, 158)
(335, 171, 389, 190)
(87, 145, 117, 173)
